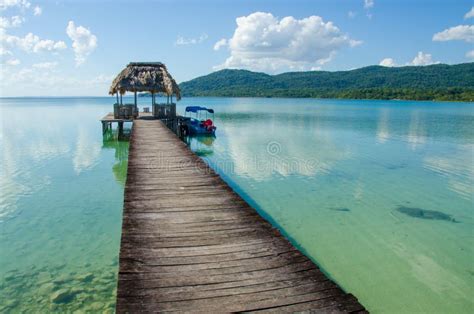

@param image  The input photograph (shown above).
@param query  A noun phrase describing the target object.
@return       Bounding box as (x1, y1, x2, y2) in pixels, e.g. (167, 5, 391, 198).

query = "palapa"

(109, 62, 181, 100)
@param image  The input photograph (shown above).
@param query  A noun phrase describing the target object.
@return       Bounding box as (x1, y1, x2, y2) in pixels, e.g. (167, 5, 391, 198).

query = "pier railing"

(152, 103, 176, 119)
(113, 104, 138, 119)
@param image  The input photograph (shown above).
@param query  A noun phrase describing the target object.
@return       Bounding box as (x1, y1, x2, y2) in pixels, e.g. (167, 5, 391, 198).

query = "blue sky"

(0, 0, 473, 96)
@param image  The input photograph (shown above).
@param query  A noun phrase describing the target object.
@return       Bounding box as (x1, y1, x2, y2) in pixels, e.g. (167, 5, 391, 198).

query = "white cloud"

(214, 12, 360, 72)
(364, 0, 374, 9)
(87, 74, 114, 84)
(66, 21, 98, 66)
(379, 58, 396, 67)
(466, 50, 474, 59)
(465, 7, 474, 19)
(0, 0, 31, 10)
(33, 39, 67, 52)
(410, 51, 439, 66)
(0, 62, 114, 96)
(213, 38, 227, 50)
(0, 46, 12, 55)
(32, 61, 57, 69)
(175, 33, 208, 45)
(0, 15, 24, 28)
(349, 39, 363, 47)
(33, 5, 41, 16)
(378, 52, 439, 67)
(0, 29, 67, 53)
(348, 11, 357, 19)
(432, 25, 474, 43)
(5, 58, 20, 65)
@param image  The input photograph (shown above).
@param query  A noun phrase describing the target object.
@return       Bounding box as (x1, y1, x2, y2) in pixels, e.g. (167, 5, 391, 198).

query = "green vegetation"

(179, 63, 474, 101)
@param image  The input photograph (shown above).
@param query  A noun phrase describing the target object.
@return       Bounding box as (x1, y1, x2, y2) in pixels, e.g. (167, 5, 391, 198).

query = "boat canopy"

(185, 106, 214, 114)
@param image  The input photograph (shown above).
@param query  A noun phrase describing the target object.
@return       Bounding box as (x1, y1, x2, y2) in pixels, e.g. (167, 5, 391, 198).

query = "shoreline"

(1, 95, 473, 103)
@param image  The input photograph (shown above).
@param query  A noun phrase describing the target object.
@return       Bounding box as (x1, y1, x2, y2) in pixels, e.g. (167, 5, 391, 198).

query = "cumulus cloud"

(0, 46, 12, 55)
(66, 21, 98, 66)
(379, 52, 439, 67)
(213, 38, 227, 50)
(465, 7, 474, 19)
(432, 25, 474, 43)
(175, 33, 208, 45)
(214, 12, 360, 72)
(0, 29, 67, 53)
(33, 5, 41, 16)
(410, 51, 439, 66)
(32, 61, 57, 69)
(0, 61, 114, 96)
(364, 0, 374, 9)
(379, 58, 396, 67)
(5, 58, 20, 66)
(0, 0, 31, 10)
(466, 50, 474, 59)
(33, 39, 67, 52)
(0, 15, 24, 28)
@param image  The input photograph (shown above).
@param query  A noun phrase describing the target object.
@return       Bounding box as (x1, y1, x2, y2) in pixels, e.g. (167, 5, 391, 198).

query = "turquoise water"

(1, 97, 473, 313)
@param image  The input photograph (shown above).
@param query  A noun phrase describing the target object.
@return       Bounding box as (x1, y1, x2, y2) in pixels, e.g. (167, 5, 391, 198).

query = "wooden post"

(134, 91, 138, 116)
(120, 93, 123, 105)
(118, 121, 124, 139)
(116, 92, 119, 104)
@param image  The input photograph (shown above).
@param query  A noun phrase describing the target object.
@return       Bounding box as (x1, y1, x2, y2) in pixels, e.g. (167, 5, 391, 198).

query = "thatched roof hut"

(109, 62, 181, 100)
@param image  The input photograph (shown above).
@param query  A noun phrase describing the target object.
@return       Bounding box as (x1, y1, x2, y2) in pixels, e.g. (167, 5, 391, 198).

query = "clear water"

(1, 97, 473, 313)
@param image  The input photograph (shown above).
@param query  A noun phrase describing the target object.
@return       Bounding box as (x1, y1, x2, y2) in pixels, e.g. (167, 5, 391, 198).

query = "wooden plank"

(116, 119, 366, 313)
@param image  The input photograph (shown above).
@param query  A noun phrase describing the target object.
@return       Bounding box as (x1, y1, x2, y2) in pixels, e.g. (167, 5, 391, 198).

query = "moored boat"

(183, 106, 216, 135)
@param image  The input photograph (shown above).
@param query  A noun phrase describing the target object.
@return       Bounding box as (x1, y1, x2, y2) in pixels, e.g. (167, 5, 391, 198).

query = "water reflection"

(376, 108, 390, 143)
(186, 135, 215, 157)
(73, 127, 101, 174)
(102, 129, 129, 186)
(183, 98, 474, 313)
(407, 110, 426, 149)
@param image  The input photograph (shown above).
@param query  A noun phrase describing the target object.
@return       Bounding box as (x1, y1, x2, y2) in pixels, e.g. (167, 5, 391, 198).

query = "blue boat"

(183, 106, 217, 135)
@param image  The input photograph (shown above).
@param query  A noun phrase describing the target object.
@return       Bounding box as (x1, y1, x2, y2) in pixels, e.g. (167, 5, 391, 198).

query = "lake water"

(0, 97, 473, 313)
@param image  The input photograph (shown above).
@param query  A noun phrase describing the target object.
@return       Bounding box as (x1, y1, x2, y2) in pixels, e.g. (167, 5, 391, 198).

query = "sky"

(0, 0, 473, 96)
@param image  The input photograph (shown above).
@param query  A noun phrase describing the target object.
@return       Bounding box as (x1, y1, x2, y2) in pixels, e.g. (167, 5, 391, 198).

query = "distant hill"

(179, 63, 474, 101)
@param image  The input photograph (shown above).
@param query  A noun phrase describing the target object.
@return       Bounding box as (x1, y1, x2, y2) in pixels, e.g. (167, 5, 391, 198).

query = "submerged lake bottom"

(0, 97, 473, 313)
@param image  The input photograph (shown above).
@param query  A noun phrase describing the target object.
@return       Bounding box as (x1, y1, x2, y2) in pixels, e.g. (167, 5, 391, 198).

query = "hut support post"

(120, 93, 123, 105)
(134, 91, 138, 114)
(116, 92, 119, 104)
(118, 121, 124, 139)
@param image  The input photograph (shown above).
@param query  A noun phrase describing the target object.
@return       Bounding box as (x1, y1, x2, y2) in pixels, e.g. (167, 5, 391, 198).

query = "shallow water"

(0, 97, 473, 313)
(185, 98, 474, 313)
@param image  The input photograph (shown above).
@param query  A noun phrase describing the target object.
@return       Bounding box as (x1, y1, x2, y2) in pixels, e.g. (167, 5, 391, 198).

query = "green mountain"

(179, 63, 474, 101)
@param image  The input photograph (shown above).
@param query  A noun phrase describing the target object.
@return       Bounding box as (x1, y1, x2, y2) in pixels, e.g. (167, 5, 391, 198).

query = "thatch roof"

(109, 62, 181, 100)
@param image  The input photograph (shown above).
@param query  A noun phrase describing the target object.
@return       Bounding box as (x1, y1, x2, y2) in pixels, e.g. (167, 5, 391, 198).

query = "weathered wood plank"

(116, 119, 366, 313)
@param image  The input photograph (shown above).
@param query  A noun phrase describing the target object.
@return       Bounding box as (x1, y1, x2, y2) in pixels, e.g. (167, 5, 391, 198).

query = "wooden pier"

(116, 118, 366, 313)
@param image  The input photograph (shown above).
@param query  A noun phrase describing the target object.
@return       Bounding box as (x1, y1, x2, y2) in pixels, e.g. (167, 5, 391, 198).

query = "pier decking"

(116, 118, 366, 313)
